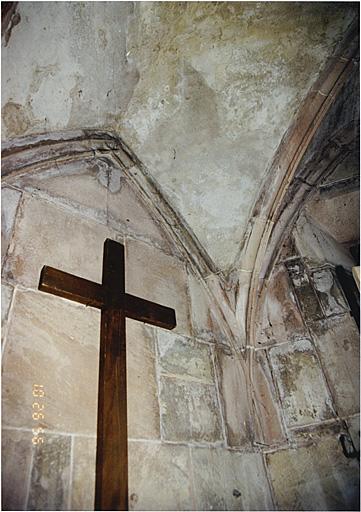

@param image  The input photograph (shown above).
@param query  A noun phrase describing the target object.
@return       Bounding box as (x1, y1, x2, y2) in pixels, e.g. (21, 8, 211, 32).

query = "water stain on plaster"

(121, 1, 357, 271)
(2, 102, 31, 138)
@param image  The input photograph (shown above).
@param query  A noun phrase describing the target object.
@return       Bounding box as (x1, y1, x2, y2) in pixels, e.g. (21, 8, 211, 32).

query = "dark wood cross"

(38, 239, 176, 511)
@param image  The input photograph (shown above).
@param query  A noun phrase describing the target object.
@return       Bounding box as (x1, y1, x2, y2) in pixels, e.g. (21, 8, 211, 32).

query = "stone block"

(129, 441, 193, 510)
(71, 436, 96, 511)
(269, 339, 334, 427)
(13, 160, 108, 225)
(293, 214, 355, 270)
(108, 180, 173, 250)
(125, 239, 191, 336)
(1, 281, 13, 327)
(346, 415, 360, 452)
(310, 315, 360, 417)
(306, 189, 359, 245)
(257, 263, 306, 346)
(285, 259, 323, 322)
(311, 267, 348, 317)
(2, 288, 99, 435)
(234, 270, 252, 341)
(191, 446, 273, 510)
(27, 433, 71, 511)
(278, 235, 299, 261)
(238, 217, 268, 272)
(216, 346, 251, 447)
(1, 428, 33, 511)
(127, 319, 160, 439)
(1, 186, 22, 264)
(15, 161, 174, 250)
(252, 350, 286, 445)
(157, 330, 214, 384)
(187, 272, 228, 343)
(159, 376, 223, 443)
(3, 194, 117, 289)
(266, 435, 360, 510)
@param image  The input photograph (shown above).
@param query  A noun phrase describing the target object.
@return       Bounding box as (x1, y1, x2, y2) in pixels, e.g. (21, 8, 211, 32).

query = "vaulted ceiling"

(2, 2, 359, 275)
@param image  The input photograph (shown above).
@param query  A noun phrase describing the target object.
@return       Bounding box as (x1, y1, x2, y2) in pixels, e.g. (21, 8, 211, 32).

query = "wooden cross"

(38, 239, 176, 510)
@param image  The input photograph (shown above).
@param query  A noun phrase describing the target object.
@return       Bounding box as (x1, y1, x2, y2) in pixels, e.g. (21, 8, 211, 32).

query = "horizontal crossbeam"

(39, 266, 176, 330)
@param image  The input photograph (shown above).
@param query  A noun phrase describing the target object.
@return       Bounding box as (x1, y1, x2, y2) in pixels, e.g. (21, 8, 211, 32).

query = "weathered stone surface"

(306, 188, 360, 244)
(285, 259, 323, 321)
(293, 214, 355, 270)
(191, 446, 273, 510)
(257, 263, 306, 345)
(1, 186, 22, 264)
(28, 433, 71, 511)
(2, 2, 356, 271)
(125, 239, 191, 335)
(269, 339, 334, 427)
(127, 319, 160, 440)
(71, 436, 96, 511)
(3, 194, 118, 289)
(15, 161, 173, 250)
(311, 267, 348, 317)
(266, 435, 360, 510)
(159, 376, 222, 443)
(346, 415, 360, 452)
(129, 441, 193, 510)
(108, 180, 173, 249)
(253, 349, 286, 446)
(310, 315, 360, 417)
(1, 428, 33, 511)
(123, 3, 355, 271)
(157, 330, 214, 384)
(238, 217, 268, 272)
(2, 2, 138, 139)
(216, 347, 251, 447)
(12, 160, 108, 225)
(2, 288, 99, 435)
(1, 281, 13, 327)
(278, 235, 299, 261)
(188, 272, 227, 343)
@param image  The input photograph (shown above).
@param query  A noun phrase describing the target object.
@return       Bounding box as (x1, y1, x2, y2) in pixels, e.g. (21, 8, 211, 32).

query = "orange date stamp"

(32, 384, 45, 445)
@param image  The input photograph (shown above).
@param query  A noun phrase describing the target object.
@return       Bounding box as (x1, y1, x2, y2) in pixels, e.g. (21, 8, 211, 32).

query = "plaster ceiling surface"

(1, 2, 358, 273)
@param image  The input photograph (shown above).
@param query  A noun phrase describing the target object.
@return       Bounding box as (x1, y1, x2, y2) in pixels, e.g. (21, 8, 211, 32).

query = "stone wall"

(1, 157, 273, 511)
(253, 214, 360, 510)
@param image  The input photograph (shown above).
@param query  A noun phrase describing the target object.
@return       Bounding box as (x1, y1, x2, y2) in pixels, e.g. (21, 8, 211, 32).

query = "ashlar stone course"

(70, 436, 96, 511)
(269, 338, 334, 427)
(310, 315, 360, 417)
(191, 446, 273, 510)
(1, 281, 14, 340)
(266, 435, 360, 510)
(3, 194, 118, 289)
(157, 330, 214, 384)
(1, 186, 22, 265)
(159, 376, 223, 443)
(125, 238, 191, 336)
(216, 346, 251, 447)
(257, 263, 306, 346)
(187, 272, 228, 343)
(1, 428, 33, 511)
(128, 441, 193, 510)
(2, 288, 99, 435)
(27, 433, 71, 511)
(127, 319, 160, 439)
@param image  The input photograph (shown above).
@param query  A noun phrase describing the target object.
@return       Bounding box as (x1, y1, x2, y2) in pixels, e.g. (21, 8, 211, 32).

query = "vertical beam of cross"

(96, 241, 128, 510)
(38, 239, 176, 511)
